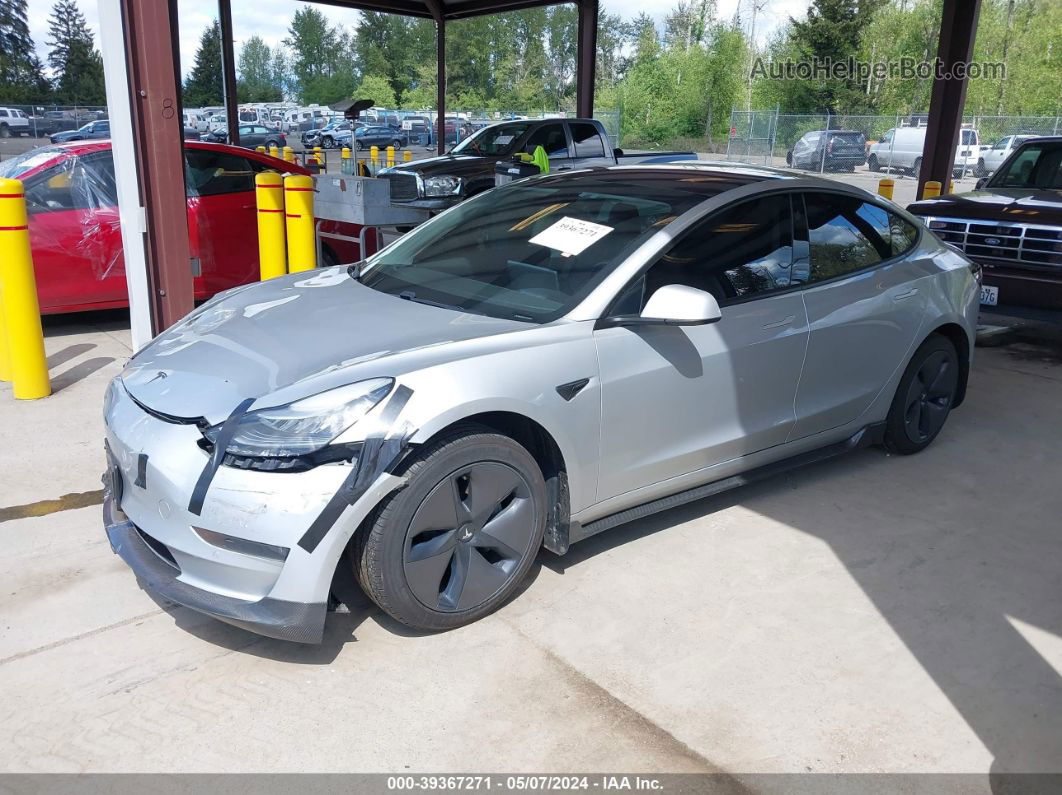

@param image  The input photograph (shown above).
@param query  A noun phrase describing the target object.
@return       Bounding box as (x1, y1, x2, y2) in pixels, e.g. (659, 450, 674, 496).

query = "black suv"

(787, 130, 867, 172)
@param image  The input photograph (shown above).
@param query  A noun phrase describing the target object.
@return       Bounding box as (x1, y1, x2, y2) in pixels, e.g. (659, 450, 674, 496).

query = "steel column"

(436, 20, 446, 155)
(219, 0, 240, 146)
(576, 0, 598, 119)
(918, 0, 981, 198)
(118, 0, 194, 334)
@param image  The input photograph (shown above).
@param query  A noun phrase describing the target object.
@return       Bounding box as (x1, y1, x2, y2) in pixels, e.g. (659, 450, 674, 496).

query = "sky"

(26, 0, 805, 79)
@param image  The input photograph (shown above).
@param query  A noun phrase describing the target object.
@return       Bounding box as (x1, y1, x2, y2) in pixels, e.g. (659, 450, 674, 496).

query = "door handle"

(893, 288, 919, 302)
(762, 314, 795, 329)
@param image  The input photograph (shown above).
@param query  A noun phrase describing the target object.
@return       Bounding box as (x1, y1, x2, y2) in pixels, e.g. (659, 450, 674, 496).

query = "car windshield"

(451, 123, 529, 156)
(989, 142, 1062, 190)
(359, 171, 728, 323)
(0, 147, 64, 178)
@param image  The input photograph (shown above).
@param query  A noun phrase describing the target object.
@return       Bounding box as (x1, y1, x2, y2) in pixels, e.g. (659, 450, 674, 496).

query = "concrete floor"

(1, 312, 1061, 780)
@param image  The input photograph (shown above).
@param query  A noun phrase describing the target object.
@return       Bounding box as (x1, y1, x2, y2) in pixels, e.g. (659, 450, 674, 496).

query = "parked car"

(50, 119, 110, 143)
(183, 126, 202, 141)
(908, 136, 1062, 310)
(203, 124, 286, 149)
(867, 126, 981, 175)
(29, 110, 84, 137)
(0, 107, 31, 137)
(100, 162, 979, 643)
(0, 140, 376, 314)
(786, 130, 867, 171)
(352, 124, 408, 151)
(183, 110, 210, 134)
(975, 134, 1038, 177)
(380, 117, 694, 212)
(303, 120, 356, 149)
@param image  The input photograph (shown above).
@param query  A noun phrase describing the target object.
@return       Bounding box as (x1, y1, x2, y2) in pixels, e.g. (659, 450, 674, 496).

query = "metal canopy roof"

(305, 0, 570, 21)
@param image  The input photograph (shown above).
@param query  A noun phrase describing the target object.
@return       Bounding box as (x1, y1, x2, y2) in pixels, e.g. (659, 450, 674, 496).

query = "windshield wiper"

(398, 290, 466, 312)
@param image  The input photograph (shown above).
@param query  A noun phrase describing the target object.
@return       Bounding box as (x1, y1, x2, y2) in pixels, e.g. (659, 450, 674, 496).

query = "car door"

(790, 191, 929, 440)
(594, 193, 810, 502)
(519, 122, 573, 171)
(986, 137, 1010, 171)
(567, 121, 613, 168)
(184, 147, 259, 295)
(24, 150, 125, 309)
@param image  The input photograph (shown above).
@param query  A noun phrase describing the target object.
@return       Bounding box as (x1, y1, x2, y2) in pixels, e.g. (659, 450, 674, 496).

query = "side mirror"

(613, 147, 624, 158)
(975, 177, 987, 190)
(601, 285, 722, 328)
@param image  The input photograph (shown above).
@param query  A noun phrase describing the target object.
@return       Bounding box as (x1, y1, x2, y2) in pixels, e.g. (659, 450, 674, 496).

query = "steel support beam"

(116, 0, 194, 335)
(576, 0, 597, 119)
(918, 0, 981, 198)
(436, 20, 446, 155)
(219, 0, 240, 147)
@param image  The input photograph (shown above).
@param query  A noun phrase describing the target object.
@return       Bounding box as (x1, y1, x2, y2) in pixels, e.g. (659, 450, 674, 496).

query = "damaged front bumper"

(103, 482, 327, 643)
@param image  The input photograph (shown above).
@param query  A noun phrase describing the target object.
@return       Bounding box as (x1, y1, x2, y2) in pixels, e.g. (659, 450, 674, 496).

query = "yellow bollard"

(255, 145, 266, 154)
(877, 178, 895, 200)
(255, 172, 287, 281)
(341, 147, 352, 175)
(403, 149, 412, 163)
(370, 145, 379, 174)
(0, 178, 50, 399)
(922, 180, 942, 200)
(341, 147, 351, 160)
(269, 144, 279, 158)
(282, 146, 295, 164)
(386, 145, 395, 168)
(0, 291, 10, 382)
(284, 173, 316, 273)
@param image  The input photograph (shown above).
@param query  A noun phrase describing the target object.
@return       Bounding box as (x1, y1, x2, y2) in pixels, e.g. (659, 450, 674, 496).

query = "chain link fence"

(725, 109, 1062, 176)
(0, 104, 108, 139)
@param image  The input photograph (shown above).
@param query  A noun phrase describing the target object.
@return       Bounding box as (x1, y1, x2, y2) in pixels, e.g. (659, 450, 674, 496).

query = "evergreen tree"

(46, 0, 105, 105)
(0, 0, 49, 103)
(183, 20, 223, 108)
(237, 35, 281, 103)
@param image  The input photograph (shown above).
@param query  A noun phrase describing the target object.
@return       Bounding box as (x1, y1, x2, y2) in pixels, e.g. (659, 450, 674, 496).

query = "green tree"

(47, 0, 105, 105)
(0, 0, 49, 103)
(183, 21, 222, 107)
(353, 74, 397, 108)
(237, 35, 281, 103)
(284, 7, 358, 104)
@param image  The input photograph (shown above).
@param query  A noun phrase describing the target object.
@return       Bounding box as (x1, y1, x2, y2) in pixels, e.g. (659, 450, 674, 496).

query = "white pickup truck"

(0, 108, 31, 138)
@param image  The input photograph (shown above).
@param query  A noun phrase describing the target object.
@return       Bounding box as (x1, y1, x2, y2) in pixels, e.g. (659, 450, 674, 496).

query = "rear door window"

(523, 123, 568, 159)
(185, 149, 255, 196)
(803, 193, 892, 282)
(570, 122, 605, 158)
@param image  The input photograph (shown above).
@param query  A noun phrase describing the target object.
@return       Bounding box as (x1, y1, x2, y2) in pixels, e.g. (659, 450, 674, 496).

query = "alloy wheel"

(403, 462, 535, 612)
(903, 349, 957, 444)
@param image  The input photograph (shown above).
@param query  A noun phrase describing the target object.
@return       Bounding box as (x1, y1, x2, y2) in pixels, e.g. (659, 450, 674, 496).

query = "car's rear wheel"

(975, 158, 987, 177)
(868, 154, 879, 172)
(883, 335, 959, 455)
(0, 124, 9, 138)
(392, 139, 403, 150)
(911, 156, 922, 177)
(265, 139, 280, 149)
(352, 425, 546, 631)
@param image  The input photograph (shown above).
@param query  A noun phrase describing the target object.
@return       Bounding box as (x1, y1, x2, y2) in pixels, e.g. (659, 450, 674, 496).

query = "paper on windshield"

(528, 216, 613, 256)
(493, 134, 514, 145)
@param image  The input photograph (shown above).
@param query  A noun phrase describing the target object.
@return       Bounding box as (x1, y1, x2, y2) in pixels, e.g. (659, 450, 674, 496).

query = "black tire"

(392, 139, 403, 150)
(883, 335, 959, 455)
(352, 424, 547, 631)
(868, 155, 879, 172)
(785, 151, 793, 166)
(323, 136, 334, 149)
(975, 159, 986, 178)
(911, 156, 922, 177)
(0, 124, 9, 139)
(265, 139, 280, 149)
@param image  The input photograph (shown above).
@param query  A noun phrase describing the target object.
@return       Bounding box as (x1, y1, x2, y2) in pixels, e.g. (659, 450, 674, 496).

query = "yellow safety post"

(357, 159, 369, 177)
(0, 178, 50, 399)
(269, 144, 279, 158)
(284, 173, 316, 273)
(922, 180, 942, 200)
(255, 172, 287, 281)
(386, 145, 395, 168)
(0, 293, 10, 382)
(370, 145, 379, 174)
(341, 147, 352, 175)
(313, 146, 324, 170)
(255, 145, 266, 154)
(282, 146, 295, 164)
(403, 149, 413, 163)
(877, 178, 895, 200)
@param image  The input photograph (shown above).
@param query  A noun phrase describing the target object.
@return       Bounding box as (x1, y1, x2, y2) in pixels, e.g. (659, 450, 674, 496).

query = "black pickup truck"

(379, 117, 697, 211)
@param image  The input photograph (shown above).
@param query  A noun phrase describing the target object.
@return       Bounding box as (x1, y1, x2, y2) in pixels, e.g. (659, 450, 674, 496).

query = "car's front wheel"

(975, 158, 987, 177)
(883, 334, 959, 455)
(352, 425, 547, 631)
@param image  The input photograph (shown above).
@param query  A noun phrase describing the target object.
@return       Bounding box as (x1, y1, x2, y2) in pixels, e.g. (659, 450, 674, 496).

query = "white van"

(868, 126, 980, 175)
(182, 110, 209, 133)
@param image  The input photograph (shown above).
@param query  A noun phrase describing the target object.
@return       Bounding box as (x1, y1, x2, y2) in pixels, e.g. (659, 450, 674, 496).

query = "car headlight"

(422, 175, 462, 196)
(204, 378, 393, 460)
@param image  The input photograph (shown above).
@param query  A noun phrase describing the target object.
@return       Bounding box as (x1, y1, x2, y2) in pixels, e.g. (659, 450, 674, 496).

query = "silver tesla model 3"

(103, 163, 980, 642)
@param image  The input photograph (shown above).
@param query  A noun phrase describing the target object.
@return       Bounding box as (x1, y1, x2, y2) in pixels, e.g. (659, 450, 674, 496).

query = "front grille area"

(384, 171, 420, 202)
(925, 216, 1062, 267)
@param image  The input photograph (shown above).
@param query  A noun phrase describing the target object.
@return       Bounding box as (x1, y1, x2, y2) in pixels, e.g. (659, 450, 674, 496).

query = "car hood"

(387, 153, 500, 179)
(908, 188, 1062, 224)
(121, 267, 530, 425)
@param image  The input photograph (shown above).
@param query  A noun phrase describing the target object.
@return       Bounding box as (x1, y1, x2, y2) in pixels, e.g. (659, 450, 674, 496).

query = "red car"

(0, 140, 373, 314)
